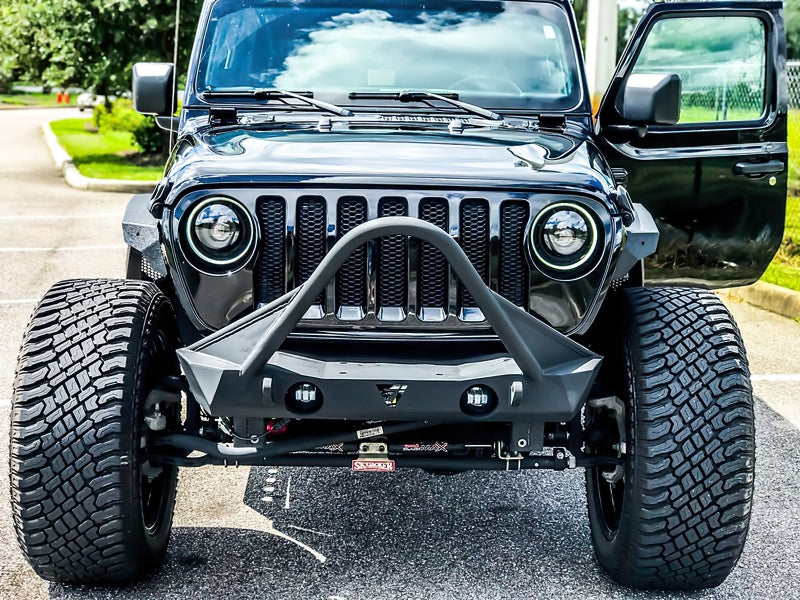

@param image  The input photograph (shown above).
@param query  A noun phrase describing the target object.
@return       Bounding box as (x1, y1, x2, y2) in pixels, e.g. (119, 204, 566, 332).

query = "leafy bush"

(132, 117, 163, 154)
(92, 102, 108, 130)
(92, 98, 162, 154)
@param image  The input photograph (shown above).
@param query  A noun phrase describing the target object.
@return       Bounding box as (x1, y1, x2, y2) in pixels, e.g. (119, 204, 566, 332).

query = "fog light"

(460, 385, 497, 416)
(286, 382, 323, 413)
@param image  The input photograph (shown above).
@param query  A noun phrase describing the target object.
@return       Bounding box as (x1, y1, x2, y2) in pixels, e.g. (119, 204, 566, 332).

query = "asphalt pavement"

(1, 108, 799, 600)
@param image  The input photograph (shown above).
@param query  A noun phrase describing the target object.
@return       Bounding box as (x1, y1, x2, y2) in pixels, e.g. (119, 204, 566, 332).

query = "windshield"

(195, 0, 583, 111)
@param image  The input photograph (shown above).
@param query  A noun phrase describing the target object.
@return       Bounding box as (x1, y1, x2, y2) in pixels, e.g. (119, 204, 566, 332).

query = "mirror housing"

(133, 62, 175, 116)
(620, 73, 681, 125)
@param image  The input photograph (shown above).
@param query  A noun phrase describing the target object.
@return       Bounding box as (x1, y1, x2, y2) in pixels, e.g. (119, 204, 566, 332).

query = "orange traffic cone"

(56, 91, 63, 104)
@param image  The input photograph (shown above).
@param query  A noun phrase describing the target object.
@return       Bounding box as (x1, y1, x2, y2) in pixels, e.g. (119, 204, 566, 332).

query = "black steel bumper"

(176, 217, 602, 423)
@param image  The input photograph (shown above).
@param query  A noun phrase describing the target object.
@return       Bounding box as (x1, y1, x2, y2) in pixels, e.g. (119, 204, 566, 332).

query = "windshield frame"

(187, 0, 590, 115)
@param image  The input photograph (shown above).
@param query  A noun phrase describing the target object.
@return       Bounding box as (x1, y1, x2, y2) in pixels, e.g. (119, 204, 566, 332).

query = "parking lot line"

(0, 214, 120, 221)
(0, 244, 126, 252)
(752, 374, 800, 382)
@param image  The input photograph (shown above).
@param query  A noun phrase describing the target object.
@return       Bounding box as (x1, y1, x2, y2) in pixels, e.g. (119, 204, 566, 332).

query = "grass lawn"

(761, 114, 800, 292)
(0, 92, 74, 108)
(761, 195, 800, 292)
(678, 105, 761, 124)
(762, 261, 800, 291)
(50, 118, 163, 181)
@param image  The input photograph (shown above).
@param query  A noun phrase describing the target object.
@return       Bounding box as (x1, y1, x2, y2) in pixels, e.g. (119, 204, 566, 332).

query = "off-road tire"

(586, 287, 754, 590)
(10, 279, 180, 584)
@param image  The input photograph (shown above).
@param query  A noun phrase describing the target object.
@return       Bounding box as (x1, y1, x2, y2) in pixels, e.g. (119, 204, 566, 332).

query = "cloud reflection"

(270, 7, 573, 97)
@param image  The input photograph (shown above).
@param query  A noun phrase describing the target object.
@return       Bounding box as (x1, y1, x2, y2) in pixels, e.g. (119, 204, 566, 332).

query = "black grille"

(377, 197, 408, 310)
(257, 196, 286, 304)
(253, 191, 534, 323)
(499, 201, 530, 307)
(336, 197, 368, 308)
(458, 199, 490, 308)
(295, 196, 327, 304)
(418, 198, 449, 309)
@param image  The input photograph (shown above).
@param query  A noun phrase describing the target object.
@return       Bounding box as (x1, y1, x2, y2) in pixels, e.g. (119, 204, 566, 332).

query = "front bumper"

(177, 217, 603, 423)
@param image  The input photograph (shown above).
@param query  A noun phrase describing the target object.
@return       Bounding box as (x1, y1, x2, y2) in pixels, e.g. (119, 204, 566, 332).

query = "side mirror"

(133, 62, 175, 116)
(620, 73, 681, 126)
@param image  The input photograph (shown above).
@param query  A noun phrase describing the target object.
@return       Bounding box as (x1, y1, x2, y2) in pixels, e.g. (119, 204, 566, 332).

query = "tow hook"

(352, 442, 395, 472)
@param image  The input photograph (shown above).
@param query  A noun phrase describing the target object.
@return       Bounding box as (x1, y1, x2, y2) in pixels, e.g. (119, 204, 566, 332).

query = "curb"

(717, 281, 800, 321)
(41, 121, 159, 194)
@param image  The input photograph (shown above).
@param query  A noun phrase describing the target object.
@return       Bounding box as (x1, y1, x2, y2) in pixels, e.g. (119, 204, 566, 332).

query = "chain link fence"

(676, 64, 764, 122)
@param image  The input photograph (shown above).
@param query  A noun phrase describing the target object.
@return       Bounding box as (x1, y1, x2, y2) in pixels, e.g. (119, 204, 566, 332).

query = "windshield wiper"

(349, 90, 503, 121)
(201, 88, 353, 117)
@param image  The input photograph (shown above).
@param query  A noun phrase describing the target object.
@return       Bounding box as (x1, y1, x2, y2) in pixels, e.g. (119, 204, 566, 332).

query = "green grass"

(762, 261, 800, 291)
(785, 196, 800, 241)
(789, 111, 800, 194)
(756, 112, 800, 292)
(0, 92, 73, 107)
(50, 119, 163, 181)
(678, 105, 761, 124)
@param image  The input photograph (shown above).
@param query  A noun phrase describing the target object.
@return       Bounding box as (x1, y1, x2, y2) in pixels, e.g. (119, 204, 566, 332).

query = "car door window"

(631, 16, 766, 124)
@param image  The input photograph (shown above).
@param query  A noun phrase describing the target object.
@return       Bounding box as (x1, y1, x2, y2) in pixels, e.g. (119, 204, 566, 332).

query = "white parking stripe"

(0, 214, 120, 221)
(752, 374, 800, 382)
(0, 299, 38, 305)
(0, 244, 126, 252)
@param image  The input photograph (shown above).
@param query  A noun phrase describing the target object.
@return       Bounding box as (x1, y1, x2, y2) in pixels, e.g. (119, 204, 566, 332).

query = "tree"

(0, 0, 201, 95)
(787, 0, 800, 59)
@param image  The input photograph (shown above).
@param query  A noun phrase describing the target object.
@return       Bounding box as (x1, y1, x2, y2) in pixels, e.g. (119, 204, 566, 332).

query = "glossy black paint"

(139, 0, 788, 340)
(597, 1, 787, 287)
(176, 217, 602, 423)
(161, 128, 626, 333)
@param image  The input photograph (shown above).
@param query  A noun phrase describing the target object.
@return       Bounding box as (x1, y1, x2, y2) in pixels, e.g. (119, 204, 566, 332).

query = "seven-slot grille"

(255, 191, 530, 324)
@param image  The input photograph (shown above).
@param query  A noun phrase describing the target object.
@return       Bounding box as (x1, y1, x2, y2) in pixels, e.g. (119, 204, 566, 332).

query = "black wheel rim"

(137, 304, 179, 538)
(592, 468, 624, 538)
(141, 464, 175, 534)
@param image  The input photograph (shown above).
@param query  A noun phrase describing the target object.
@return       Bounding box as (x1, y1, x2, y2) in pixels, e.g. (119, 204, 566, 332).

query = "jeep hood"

(161, 128, 616, 203)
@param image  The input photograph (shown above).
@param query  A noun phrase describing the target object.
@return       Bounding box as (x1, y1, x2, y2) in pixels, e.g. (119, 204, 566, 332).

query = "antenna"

(169, 0, 182, 151)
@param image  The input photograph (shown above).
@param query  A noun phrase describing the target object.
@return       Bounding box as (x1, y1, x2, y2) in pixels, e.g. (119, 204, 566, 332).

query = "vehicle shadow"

(46, 467, 625, 600)
(45, 400, 800, 600)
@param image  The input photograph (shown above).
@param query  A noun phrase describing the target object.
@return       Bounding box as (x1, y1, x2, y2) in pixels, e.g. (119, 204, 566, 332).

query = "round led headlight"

(530, 202, 601, 278)
(184, 197, 256, 270)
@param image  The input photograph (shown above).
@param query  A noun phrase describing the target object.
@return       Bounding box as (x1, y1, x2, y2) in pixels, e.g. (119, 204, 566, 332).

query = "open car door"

(596, 1, 787, 287)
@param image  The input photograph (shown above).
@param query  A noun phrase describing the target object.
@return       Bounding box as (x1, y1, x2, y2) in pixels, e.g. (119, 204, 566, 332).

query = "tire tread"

(9, 278, 176, 583)
(588, 287, 754, 590)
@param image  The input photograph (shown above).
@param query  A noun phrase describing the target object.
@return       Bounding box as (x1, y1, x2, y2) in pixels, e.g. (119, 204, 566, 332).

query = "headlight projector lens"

(195, 204, 241, 250)
(184, 197, 256, 270)
(530, 202, 601, 278)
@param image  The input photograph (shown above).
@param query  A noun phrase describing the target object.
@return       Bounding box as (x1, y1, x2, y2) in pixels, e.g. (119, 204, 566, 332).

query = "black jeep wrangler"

(11, 0, 787, 591)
